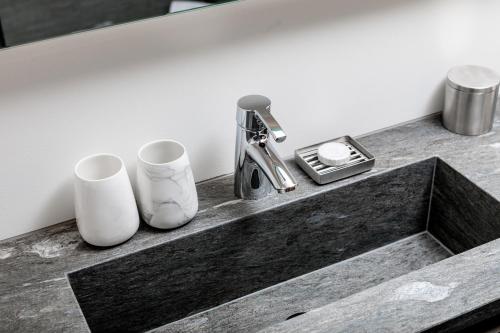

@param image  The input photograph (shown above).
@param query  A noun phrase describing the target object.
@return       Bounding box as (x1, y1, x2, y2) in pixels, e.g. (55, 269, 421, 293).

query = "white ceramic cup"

(74, 154, 140, 246)
(137, 139, 198, 229)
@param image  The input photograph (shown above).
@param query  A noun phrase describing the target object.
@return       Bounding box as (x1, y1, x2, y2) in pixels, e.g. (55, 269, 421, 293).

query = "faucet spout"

(246, 141, 297, 193)
(234, 95, 297, 200)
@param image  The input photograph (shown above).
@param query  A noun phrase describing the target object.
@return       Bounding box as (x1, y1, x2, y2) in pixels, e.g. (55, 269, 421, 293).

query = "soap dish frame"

(294, 136, 375, 185)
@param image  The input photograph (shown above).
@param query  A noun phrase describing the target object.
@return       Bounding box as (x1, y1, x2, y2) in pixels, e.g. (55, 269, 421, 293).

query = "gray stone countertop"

(1, 114, 500, 332)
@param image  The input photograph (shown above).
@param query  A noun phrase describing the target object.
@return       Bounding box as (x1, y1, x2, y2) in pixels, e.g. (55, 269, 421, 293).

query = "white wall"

(1, 0, 499, 240)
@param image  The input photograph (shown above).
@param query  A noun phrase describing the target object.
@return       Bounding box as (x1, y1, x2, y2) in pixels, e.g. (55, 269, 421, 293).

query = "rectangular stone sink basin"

(67, 157, 500, 332)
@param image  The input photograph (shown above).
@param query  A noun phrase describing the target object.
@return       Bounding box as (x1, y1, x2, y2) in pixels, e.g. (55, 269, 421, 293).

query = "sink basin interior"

(67, 157, 500, 332)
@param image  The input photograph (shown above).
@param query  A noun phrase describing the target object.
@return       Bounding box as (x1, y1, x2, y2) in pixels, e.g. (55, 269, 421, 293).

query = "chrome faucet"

(234, 95, 297, 200)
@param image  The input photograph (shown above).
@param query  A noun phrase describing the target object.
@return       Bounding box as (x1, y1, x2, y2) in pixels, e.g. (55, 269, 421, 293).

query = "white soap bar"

(317, 142, 351, 166)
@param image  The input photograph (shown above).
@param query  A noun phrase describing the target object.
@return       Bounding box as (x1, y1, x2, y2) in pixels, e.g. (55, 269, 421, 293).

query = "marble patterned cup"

(74, 154, 140, 247)
(137, 139, 198, 229)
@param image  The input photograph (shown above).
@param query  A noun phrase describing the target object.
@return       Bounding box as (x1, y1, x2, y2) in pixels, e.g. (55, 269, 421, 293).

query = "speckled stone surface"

(1, 114, 500, 332)
(152, 233, 450, 333)
(258, 236, 500, 333)
(68, 160, 434, 332)
(429, 158, 500, 254)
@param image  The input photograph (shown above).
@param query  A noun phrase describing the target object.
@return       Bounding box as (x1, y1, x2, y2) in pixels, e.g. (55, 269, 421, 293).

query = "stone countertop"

(1, 114, 500, 332)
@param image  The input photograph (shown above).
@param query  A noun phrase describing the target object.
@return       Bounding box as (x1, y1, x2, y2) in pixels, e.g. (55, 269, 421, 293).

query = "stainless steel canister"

(443, 65, 500, 135)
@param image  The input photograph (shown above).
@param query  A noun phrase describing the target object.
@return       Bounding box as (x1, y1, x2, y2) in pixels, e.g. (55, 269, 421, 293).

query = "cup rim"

(74, 153, 124, 183)
(137, 139, 187, 167)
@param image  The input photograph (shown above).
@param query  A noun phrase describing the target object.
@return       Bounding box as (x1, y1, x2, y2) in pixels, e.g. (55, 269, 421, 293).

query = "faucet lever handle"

(237, 95, 287, 143)
(254, 109, 287, 143)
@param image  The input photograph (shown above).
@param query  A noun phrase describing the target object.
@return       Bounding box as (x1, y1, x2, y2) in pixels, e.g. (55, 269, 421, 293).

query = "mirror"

(0, 0, 235, 48)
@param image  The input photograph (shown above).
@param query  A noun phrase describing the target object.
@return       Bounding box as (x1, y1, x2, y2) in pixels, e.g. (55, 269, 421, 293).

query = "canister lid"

(447, 65, 500, 93)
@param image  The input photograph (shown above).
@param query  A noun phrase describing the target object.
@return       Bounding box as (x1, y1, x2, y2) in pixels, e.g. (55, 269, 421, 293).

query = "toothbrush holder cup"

(137, 139, 198, 229)
(74, 154, 140, 247)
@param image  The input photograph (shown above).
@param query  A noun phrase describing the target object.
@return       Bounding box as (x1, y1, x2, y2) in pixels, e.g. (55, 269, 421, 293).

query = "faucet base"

(234, 155, 274, 200)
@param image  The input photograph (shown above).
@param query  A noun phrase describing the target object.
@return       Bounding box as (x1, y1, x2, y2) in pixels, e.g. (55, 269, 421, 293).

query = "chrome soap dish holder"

(295, 136, 375, 185)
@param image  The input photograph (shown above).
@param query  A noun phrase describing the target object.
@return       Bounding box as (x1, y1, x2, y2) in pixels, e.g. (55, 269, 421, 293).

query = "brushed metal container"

(443, 65, 500, 136)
